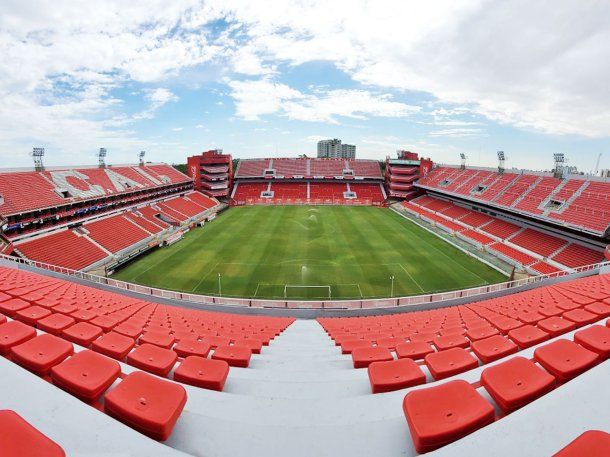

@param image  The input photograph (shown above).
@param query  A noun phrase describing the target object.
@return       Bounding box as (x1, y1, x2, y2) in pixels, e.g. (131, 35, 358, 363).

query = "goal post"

(284, 284, 332, 299)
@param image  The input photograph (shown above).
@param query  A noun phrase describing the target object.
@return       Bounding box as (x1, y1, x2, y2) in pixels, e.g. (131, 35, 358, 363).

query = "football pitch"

(112, 205, 507, 300)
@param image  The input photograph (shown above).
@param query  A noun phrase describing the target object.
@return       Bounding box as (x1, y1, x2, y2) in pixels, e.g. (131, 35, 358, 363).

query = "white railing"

(0, 253, 607, 310)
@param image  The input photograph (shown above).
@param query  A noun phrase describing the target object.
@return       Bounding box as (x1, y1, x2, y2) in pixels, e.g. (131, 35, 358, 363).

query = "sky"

(1, 0, 609, 173)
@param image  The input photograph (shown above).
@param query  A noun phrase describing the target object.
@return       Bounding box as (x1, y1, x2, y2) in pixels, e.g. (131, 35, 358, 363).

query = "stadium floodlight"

(554, 153, 565, 163)
(554, 153, 566, 178)
(460, 153, 467, 169)
(98, 148, 107, 168)
(31, 147, 45, 171)
(139, 151, 146, 166)
(497, 151, 505, 174)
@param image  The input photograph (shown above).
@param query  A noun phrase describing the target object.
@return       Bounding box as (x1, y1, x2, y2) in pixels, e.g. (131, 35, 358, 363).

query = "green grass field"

(112, 206, 507, 299)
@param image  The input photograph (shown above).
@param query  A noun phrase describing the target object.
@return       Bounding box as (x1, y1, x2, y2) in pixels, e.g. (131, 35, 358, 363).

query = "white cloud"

(228, 79, 420, 123)
(211, 0, 610, 138)
(172, 127, 184, 131)
(133, 88, 179, 120)
(429, 128, 487, 138)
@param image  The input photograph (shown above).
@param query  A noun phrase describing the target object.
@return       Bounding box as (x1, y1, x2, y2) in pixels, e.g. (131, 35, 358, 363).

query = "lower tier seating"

(318, 272, 610, 453)
(0, 265, 294, 442)
(13, 192, 218, 270)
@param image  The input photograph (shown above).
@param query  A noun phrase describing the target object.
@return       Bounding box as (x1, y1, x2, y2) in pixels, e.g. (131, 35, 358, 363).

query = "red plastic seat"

(465, 326, 499, 341)
(395, 342, 434, 360)
(562, 309, 599, 327)
(173, 356, 230, 391)
(173, 339, 211, 358)
(424, 347, 479, 380)
(376, 337, 405, 350)
(232, 338, 263, 354)
(104, 371, 187, 441)
(212, 345, 252, 368)
(480, 356, 556, 412)
(534, 339, 600, 382)
(34, 297, 59, 309)
(351, 346, 393, 368)
(508, 325, 550, 349)
(553, 430, 610, 456)
(62, 322, 103, 347)
(126, 344, 177, 376)
(139, 331, 175, 349)
(37, 313, 76, 335)
(368, 358, 426, 393)
(471, 335, 518, 363)
(70, 309, 97, 322)
(0, 321, 37, 355)
(52, 303, 77, 315)
(539, 306, 563, 317)
(0, 410, 65, 457)
(573, 325, 610, 358)
(14, 306, 52, 326)
(403, 380, 495, 453)
(340, 339, 372, 354)
(11, 334, 74, 375)
(0, 298, 30, 317)
(89, 315, 119, 332)
(433, 335, 469, 351)
(112, 323, 143, 339)
(584, 302, 610, 317)
(491, 318, 523, 333)
(51, 350, 121, 402)
(537, 317, 576, 337)
(91, 331, 135, 360)
(203, 335, 231, 348)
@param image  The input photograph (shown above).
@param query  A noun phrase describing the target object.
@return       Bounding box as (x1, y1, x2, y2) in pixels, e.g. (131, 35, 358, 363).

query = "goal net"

(284, 284, 332, 299)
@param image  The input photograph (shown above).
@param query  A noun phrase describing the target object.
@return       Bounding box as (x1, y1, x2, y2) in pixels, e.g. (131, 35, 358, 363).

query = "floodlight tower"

(32, 147, 45, 171)
(98, 148, 107, 168)
(460, 153, 467, 170)
(139, 151, 146, 166)
(553, 153, 565, 179)
(497, 151, 505, 175)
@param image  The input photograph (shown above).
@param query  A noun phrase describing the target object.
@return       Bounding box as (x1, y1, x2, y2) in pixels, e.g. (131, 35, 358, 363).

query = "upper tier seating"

(15, 230, 109, 270)
(417, 166, 610, 234)
(0, 164, 191, 217)
(552, 243, 605, 268)
(235, 158, 382, 178)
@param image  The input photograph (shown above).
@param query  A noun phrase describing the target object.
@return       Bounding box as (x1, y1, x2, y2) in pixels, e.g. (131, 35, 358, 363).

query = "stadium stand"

(403, 195, 605, 272)
(416, 165, 610, 236)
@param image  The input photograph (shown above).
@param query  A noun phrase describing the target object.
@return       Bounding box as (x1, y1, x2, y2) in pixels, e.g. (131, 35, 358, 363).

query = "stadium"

(2, 2, 610, 457)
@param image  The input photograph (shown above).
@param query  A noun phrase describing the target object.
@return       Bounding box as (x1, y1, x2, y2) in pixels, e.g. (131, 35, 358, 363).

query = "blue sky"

(1, 0, 609, 173)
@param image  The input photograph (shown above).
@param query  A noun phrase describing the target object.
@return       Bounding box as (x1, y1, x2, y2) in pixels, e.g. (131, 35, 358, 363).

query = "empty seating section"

(161, 196, 208, 218)
(310, 183, 347, 200)
(272, 182, 308, 199)
(84, 215, 150, 253)
(310, 160, 344, 176)
(0, 266, 294, 440)
(347, 160, 382, 178)
(274, 159, 308, 176)
(0, 172, 64, 214)
(459, 211, 492, 227)
(509, 228, 567, 257)
(319, 272, 610, 452)
(553, 243, 605, 268)
(515, 177, 561, 214)
(0, 164, 190, 219)
(551, 181, 610, 232)
(481, 219, 521, 239)
(488, 242, 536, 265)
(11, 193, 217, 269)
(351, 183, 384, 202)
(417, 167, 610, 234)
(235, 159, 271, 177)
(15, 230, 109, 270)
(235, 158, 381, 178)
(494, 174, 538, 206)
(531, 261, 561, 275)
(233, 182, 269, 201)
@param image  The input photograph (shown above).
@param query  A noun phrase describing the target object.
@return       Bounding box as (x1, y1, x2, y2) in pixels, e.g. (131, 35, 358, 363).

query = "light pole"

(218, 273, 222, 297)
(390, 275, 395, 298)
